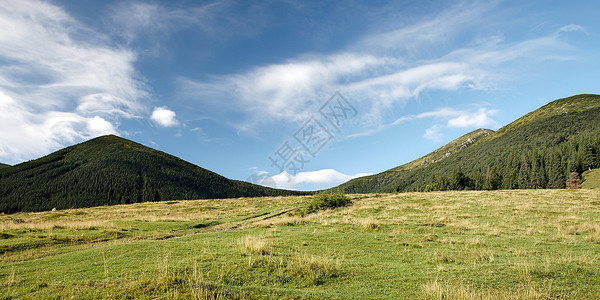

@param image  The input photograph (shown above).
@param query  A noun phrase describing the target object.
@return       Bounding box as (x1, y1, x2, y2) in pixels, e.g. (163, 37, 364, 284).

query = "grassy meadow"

(1, 189, 600, 299)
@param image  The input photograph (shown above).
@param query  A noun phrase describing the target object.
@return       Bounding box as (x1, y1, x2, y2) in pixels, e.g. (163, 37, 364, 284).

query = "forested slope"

(336, 94, 600, 193)
(0, 135, 303, 213)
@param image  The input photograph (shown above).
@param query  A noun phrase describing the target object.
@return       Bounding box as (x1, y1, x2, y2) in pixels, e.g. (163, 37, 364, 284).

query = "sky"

(1, 0, 599, 191)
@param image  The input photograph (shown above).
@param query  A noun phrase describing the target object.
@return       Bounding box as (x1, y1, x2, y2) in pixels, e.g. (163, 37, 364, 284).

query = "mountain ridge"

(335, 94, 600, 193)
(0, 135, 304, 213)
(332, 128, 494, 193)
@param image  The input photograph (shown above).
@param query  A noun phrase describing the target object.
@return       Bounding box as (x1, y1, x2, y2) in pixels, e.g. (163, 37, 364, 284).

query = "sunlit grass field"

(583, 168, 600, 189)
(2, 189, 600, 299)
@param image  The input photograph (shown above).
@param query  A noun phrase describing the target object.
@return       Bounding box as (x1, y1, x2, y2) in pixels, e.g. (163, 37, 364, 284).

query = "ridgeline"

(0, 135, 303, 213)
(335, 94, 600, 193)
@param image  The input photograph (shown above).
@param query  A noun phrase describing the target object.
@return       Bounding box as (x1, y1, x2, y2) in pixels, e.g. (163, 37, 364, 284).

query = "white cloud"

(347, 62, 474, 106)
(424, 125, 444, 142)
(447, 108, 498, 128)
(151, 107, 179, 127)
(0, 0, 146, 164)
(390, 107, 498, 143)
(258, 169, 371, 190)
(558, 24, 587, 35)
(409, 107, 498, 129)
(180, 53, 386, 129)
(180, 52, 482, 132)
(417, 108, 464, 119)
(87, 116, 118, 136)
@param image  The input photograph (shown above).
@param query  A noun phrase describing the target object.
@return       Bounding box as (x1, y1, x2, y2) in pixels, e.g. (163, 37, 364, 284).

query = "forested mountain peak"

(0, 135, 302, 213)
(335, 94, 600, 193)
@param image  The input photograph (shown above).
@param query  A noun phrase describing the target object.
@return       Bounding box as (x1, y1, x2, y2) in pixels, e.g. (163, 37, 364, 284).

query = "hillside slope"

(582, 169, 600, 189)
(0, 163, 9, 169)
(0, 135, 302, 213)
(334, 128, 493, 193)
(336, 94, 600, 193)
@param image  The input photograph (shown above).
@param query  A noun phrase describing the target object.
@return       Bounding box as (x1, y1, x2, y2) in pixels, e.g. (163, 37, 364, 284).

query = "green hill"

(333, 128, 494, 193)
(336, 94, 600, 193)
(0, 135, 302, 213)
(0, 163, 10, 169)
(582, 168, 600, 189)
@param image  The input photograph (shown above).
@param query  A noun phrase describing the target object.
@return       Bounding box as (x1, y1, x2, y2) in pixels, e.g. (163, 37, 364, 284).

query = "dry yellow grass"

(423, 279, 551, 300)
(239, 235, 272, 256)
(359, 215, 379, 230)
(0, 196, 310, 231)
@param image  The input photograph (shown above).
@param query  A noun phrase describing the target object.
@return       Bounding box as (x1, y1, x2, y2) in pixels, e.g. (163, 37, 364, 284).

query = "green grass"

(2, 190, 600, 299)
(582, 168, 600, 189)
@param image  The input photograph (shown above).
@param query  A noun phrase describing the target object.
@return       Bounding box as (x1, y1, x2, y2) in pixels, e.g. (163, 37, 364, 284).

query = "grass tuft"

(239, 235, 272, 256)
(359, 216, 380, 231)
(287, 253, 340, 286)
(422, 280, 480, 300)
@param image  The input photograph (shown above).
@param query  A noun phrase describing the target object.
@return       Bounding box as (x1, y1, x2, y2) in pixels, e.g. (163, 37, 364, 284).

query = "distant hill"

(0, 135, 303, 213)
(335, 94, 600, 193)
(0, 163, 10, 169)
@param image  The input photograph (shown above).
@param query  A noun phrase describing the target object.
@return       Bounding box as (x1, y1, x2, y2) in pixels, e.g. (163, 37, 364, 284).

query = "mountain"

(334, 128, 494, 193)
(0, 163, 10, 169)
(0, 135, 303, 213)
(336, 94, 600, 193)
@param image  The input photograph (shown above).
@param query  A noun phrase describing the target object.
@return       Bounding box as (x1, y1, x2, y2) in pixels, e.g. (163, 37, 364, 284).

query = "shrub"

(239, 235, 272, 256)
(421, 183, 441, 192)
(303, 193, 351, 215)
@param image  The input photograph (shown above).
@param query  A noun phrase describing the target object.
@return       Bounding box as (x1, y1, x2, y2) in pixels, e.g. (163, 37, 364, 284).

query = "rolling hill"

(0, 163, 10, 169)
(335, 94, 600, 193)
(0, 135, 303, 213)
(582, 168, 600, 189)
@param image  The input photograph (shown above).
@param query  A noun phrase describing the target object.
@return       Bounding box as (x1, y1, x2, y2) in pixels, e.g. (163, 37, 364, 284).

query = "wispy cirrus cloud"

(558, 24, 588, 35)
(180, 53, 386, 128)
(412, 107, 499, 128)
(0, 0, 146, 164)
(179, 1, 580, 137)
(393, 107, 499, 142)
(355, 0, 498, 56)
(108, 0, 270, 50)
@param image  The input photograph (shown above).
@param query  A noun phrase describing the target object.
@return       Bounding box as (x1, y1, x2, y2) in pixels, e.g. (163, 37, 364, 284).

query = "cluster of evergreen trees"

(419, 133, 599, 191)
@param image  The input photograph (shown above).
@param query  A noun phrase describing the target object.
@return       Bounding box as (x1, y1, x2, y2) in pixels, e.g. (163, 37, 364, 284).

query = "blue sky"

(1, 0, 599, 191)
